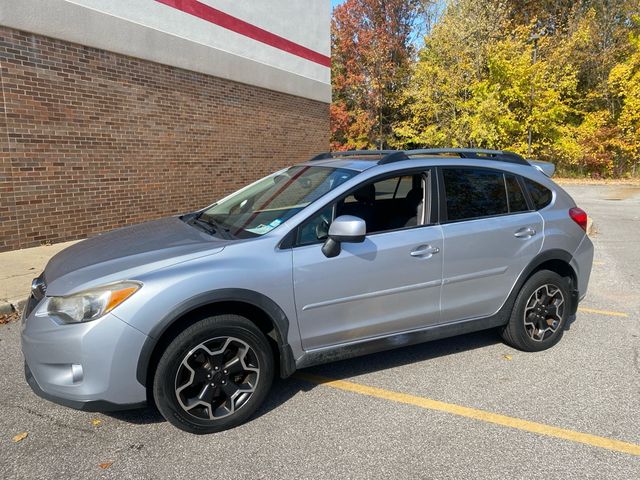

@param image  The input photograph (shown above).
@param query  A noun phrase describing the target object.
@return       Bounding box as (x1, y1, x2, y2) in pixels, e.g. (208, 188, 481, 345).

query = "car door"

(291, 171, 444, 350)
(438, 167, 544, 322)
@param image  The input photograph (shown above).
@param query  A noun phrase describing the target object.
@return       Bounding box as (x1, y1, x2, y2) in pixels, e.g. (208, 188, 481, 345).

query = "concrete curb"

(0, 301, 13, 315)
(0, 297, 27, 316)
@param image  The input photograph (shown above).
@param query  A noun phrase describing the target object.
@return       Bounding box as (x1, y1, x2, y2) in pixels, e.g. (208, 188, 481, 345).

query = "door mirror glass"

(321, 215, 366, 258)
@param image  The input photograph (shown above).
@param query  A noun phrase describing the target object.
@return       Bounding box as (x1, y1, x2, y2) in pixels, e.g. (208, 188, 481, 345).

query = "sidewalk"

(0, 240, 79, 314)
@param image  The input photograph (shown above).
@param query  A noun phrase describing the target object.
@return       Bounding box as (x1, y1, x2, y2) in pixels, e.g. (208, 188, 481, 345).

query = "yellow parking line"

(295, 372, 640, 457)
(592, 261, 606, 266)
(578, 307, 628, 317)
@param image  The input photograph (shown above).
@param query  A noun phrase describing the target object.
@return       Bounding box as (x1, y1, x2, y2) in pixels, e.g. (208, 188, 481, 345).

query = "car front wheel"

(153, 314, 274, 434)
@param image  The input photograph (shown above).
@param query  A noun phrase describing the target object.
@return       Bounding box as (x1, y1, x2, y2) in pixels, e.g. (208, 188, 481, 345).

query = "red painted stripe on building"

(155, 0, 331, 67)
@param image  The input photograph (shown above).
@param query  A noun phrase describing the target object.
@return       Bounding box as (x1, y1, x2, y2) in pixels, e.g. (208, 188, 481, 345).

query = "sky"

(331, 0, 344, 9)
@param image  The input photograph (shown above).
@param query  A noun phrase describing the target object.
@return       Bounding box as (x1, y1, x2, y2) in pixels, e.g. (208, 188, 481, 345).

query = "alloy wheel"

(175, 336, 260, 420)
(523, 284, 565, 342)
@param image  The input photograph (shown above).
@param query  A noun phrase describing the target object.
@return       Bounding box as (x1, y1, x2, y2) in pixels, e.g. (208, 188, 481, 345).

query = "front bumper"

(21, 300, 149, 411)
(24, 363, 146, 412)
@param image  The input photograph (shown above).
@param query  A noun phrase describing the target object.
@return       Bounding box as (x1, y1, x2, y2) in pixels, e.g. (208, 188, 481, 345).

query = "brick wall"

(0, 27, 330, 252)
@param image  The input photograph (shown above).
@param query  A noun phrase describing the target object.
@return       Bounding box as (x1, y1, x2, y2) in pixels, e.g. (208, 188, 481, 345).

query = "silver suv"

(21, 149, 594, 433)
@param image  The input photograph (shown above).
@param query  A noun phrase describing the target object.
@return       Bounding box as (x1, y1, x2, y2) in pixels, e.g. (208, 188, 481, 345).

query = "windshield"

(199, 165, 357, 239)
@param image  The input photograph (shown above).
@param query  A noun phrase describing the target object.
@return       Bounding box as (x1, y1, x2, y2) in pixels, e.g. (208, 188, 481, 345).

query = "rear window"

(523, 178, 553, 210)
(443, 168, 508, 221)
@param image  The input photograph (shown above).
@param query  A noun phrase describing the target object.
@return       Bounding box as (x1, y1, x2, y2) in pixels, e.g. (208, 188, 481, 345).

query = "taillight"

(569, 207, 588, 232)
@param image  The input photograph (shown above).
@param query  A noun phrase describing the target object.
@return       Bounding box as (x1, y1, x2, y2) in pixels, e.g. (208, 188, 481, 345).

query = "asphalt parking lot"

(1, 183, 638, 479)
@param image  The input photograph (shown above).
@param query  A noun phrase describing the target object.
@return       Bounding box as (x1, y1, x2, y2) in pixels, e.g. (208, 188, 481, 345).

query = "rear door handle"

(410, 245, 440, 257)
(514, 227, 536, 238)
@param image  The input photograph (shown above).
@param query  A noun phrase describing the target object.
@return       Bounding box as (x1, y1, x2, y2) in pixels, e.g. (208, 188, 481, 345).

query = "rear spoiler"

(529, 160, 555, 177)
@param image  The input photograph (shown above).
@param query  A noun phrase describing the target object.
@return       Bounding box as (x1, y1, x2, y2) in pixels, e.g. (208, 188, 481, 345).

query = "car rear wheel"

(153, 314, 274, 433)
(501, 270, 572, 352)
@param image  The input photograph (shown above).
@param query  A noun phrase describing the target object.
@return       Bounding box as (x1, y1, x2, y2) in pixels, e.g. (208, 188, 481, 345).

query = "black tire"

(501, 270, 572, 352)
(153, 314, 274, 434)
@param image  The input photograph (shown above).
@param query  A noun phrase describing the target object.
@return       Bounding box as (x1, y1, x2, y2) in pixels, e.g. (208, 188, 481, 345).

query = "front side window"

(199, 166, 357, 239)
(443, 168, 508, 221)
(296, 172, 428, 245)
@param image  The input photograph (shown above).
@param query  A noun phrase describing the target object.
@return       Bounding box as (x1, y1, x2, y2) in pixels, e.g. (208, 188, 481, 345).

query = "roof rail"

(309, 152, 334, 161)
(309, 148, 530, 167)
(310, 150, 397, 160)
(378, 151, 410, 165)
(406, 148, 528, 165)
(311, 150, 409, 165)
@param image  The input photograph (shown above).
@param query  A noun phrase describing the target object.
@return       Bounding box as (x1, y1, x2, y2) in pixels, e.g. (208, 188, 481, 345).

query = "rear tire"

(153, 314, 274, 434)
(501, 270, 571, 352)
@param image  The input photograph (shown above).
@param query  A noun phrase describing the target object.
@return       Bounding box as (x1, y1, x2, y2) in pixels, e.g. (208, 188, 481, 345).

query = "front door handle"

(514, 226, 536, 238)
(410, 245, 440, 257)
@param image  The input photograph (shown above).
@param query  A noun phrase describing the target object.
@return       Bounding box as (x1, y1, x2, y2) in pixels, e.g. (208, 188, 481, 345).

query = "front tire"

(501, 270, 571, 352)
(153, 314, 274, 434)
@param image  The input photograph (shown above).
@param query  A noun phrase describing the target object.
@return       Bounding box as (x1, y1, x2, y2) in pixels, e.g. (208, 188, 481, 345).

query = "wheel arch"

(136, 289, 296, 389)
(515, 249, 579, 315)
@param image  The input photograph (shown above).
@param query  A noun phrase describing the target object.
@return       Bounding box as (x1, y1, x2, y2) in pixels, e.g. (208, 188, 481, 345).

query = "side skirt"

(295, 314, 507, 370)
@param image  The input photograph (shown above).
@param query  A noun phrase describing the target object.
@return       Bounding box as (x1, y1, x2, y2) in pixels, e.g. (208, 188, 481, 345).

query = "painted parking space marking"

(295, 372, 640, 457)
(578, 307, 629, 317)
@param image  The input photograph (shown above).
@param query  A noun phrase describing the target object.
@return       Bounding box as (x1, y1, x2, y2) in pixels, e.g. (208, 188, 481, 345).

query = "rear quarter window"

(523, 178, 553, 210)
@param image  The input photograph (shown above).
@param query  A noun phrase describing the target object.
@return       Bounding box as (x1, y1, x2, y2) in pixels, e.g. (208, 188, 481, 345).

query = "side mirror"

(321, 215, 366, 258)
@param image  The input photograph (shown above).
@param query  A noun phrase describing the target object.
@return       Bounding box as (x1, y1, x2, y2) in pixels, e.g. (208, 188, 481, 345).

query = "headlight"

(37, 281, 141, 324)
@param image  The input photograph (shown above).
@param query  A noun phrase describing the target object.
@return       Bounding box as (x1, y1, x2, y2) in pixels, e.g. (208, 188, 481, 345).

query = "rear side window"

(505, 174, 529, 212)
(443, 168, 508, 221)
(523, 178, 553, 210)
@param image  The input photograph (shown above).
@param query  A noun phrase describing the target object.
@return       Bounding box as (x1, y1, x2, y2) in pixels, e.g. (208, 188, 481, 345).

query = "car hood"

(44, 217, 229, 295)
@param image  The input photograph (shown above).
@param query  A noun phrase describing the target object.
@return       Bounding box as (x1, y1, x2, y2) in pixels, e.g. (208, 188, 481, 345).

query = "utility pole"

(528, 33, 540, 157)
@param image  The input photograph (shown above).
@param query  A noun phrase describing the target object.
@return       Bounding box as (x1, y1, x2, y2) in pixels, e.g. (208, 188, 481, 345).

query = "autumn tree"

(331, 0, 434, 150)
(332, 0, 639, 176)
(608, 16, 640, 175)
(392, 0, 511, 148)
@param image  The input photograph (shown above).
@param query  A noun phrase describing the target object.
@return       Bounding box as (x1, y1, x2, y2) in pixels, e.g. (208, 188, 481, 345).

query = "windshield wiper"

(191, 217, 217, 235)
(195, 213, 233, 239)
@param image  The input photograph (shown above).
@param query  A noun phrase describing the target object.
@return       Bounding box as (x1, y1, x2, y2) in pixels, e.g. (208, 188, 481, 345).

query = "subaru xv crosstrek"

(21, 148, 594, 433)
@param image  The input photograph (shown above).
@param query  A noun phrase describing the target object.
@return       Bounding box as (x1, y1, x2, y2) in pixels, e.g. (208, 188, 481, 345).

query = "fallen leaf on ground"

(91, 418, 102, 427)
(98, 462, 113, 469)
(12, 432, 28, 443)
(0, 312, 19, 324)
(502, 354, 513, 361)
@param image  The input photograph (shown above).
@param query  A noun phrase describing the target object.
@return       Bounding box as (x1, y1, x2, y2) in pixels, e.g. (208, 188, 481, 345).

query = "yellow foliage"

(332, 1, 640, 177)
